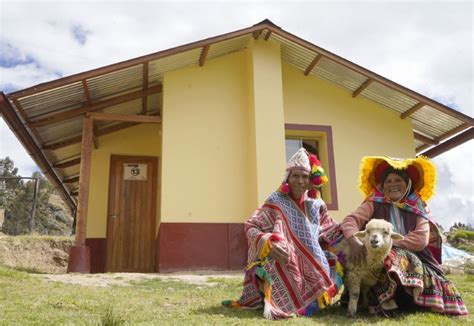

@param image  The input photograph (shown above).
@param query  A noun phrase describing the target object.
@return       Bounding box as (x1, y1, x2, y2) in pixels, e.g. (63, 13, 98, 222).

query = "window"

(285, 124, 338, 210)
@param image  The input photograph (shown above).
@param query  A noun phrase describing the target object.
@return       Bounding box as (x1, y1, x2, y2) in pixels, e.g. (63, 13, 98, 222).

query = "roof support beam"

(352, 78, 373, 98)
(419, 128, 474, 158)
(435, 123, 471, 143)
(81, 80, 92, 105)
(252, 29, 263, 39)
(401, 102, 425, 119)
(199, 44, 210, 66)
(141, 62, 149, 114)
(413, 132, 438, 146)
(53, 157, 81, 169)
(264, 31, 272, 40)
(43, 121, 140, 150)
(415, 123, 471, 154)
(88, 112, 162, 123)
(30, 84, 162, 128)
(304, 54, 322, 76)
(43, 136, 82, 151)
(64, 176, 80, 184)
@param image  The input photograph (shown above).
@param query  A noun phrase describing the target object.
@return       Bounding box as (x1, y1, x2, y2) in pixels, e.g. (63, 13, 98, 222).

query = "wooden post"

(29, 177, 39, 232)
(76, 116, 93, 245)
(67, 117, 93, 273)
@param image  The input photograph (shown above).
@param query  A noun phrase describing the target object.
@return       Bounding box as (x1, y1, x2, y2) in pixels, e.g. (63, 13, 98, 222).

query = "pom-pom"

(279, 183, 290, 194)
(312, 176, 322, 186)
(308, 154, 320, 166)
(321, 175, 328, 184)
(307, 188, 317, 198)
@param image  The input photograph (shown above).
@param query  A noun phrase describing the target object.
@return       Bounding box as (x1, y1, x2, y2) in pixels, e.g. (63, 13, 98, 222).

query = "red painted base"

(67, 245, 91, 273)
(157, 223, 247, 272)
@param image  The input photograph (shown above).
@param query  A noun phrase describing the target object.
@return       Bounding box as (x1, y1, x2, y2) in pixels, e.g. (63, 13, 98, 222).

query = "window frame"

(285, 123, 339, 210)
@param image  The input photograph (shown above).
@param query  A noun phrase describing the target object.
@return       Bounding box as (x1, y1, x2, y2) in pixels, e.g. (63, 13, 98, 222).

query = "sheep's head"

(353, 219, 403, 251)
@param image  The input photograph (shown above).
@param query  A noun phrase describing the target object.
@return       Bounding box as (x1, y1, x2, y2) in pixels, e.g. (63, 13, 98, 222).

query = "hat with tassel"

(279, 148, 328, 198)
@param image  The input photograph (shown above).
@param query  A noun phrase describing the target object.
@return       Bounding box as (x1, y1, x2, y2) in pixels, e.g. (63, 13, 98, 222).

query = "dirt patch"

(0, 235, 73, 273)
(37, 271, 243, 287)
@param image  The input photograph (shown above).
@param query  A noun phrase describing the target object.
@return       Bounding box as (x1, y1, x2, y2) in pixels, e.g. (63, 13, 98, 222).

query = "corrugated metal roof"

(87, 65, 143, 100)
(1, 20, 472, 212)
(149, 48, 202, 79)
(361, 82, 418, 115)
(207, 35, 251, 60)
(18, 82, 85, 120)
(37, 115, 83, 143)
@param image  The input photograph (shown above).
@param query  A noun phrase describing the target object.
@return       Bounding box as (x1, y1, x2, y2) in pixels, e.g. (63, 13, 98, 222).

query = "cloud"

(430, 141, 474, 229)
(71, 24, 91, 46)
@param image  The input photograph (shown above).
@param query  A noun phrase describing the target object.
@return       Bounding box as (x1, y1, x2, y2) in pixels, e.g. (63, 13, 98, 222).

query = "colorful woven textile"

(374, 247, 468, 315)
(223, 191, 339, 319)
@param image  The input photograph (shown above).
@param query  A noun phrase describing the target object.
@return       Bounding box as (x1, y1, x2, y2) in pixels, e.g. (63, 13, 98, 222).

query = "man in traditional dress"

(223, 148, 342, 319)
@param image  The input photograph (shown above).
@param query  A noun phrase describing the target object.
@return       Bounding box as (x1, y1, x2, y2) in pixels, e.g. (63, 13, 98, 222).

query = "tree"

(0, 157, 73, 235)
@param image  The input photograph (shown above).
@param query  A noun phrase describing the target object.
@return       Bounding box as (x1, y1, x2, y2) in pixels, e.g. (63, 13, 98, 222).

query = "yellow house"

(1, 20, 472, 273)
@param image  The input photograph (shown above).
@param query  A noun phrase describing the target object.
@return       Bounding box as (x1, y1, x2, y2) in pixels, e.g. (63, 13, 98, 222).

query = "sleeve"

(244, 207, 284, 263)
(393, 216, 429, 251)
(340, 201, 374, 239)
(319, 202, 338, 234)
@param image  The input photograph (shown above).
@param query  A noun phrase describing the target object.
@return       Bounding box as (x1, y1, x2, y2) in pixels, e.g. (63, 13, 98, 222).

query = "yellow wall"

(86, 124, 161, 237)
(282, 63, 415, 221)
(247, 39, 287, 205)
(161, 51, 255, 223)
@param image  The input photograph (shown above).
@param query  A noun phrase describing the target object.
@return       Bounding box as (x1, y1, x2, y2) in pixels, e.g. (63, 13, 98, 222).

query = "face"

(288, 169, 310, 198)
(382, 173, 408, 201)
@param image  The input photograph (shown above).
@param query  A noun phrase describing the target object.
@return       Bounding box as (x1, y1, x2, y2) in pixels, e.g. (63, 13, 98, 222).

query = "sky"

(0, 0, 472, 229)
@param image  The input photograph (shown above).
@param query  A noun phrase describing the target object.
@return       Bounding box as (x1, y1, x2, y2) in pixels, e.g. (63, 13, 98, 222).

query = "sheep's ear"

(391, 232, 404, 240)
(353, 231, 366, 238)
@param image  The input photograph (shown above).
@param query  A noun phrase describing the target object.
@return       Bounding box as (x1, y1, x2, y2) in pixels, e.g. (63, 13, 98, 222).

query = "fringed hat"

(358, 156, 437, 202)
(279, 148, 328, 198)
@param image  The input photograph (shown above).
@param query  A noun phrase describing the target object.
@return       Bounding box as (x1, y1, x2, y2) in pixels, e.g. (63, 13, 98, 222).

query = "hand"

(348, 236, 366, 265)
(269, 243, 289, 264)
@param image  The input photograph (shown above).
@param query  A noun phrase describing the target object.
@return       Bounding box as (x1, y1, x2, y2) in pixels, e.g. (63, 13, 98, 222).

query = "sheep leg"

(360, 286, 369, 310)
(346, 272, 361, 318)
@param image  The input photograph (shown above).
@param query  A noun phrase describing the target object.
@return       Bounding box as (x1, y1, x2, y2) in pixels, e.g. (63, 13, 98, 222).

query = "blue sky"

(0, 0, 472, 229)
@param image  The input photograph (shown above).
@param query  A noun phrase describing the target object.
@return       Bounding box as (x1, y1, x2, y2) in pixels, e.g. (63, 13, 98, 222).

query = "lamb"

(334, 219, 403, 317)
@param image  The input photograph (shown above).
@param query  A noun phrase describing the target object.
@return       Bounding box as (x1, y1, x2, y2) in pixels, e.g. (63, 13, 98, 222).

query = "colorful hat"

(279, 148, 328, 197)
(358, 156, 437, 202)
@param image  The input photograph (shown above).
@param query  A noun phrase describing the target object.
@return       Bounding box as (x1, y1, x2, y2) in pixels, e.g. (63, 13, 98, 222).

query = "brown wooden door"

(106, 155, 158, 272)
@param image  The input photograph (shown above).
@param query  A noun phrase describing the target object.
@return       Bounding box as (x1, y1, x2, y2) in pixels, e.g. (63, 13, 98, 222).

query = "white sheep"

(335, 219, 403, 317)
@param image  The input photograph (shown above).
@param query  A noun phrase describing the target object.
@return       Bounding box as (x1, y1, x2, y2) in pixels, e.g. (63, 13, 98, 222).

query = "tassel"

(263, 281, 273, 319)
(279, 183, 290, 194)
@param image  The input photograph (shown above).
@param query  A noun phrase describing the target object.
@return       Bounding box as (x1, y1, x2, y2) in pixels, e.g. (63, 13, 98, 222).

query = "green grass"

(0, 266, 473, 325)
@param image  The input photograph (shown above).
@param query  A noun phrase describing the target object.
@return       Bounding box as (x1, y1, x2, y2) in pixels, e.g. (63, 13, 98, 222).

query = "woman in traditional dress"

(223, 148, 342, 320)
(341, 156, 468, 315)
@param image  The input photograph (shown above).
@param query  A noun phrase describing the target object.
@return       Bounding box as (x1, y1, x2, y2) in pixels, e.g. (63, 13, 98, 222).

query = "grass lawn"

(0, 267, 472, 325)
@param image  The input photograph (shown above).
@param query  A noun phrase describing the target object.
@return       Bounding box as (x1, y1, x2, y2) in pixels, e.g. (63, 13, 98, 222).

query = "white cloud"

(0, 0, 472, 229)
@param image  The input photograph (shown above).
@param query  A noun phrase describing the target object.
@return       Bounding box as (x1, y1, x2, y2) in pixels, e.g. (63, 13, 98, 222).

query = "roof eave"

(263, 25, 474, 125)
(0, 92, 77, 212)
(418, 127, 474, 158)
(7, 22, 270, 100)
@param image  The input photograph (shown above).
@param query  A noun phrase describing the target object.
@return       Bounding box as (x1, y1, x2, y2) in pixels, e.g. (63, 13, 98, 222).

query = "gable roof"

(1, 19, 473, 212)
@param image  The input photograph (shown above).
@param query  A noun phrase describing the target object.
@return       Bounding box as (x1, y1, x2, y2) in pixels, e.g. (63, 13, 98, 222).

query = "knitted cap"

(281, 148, 328, 188)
